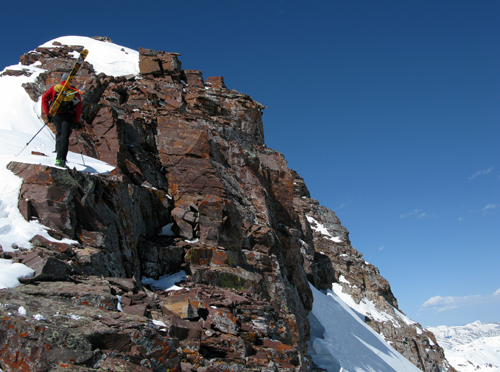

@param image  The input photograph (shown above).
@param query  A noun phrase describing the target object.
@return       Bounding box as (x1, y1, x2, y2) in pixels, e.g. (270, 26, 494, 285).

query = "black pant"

(53, 113, 74, 161)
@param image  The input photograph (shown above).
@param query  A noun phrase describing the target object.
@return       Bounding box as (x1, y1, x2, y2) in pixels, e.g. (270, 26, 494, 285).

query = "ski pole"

(73, 129, 86, 166)
(16, 121, 48, 156)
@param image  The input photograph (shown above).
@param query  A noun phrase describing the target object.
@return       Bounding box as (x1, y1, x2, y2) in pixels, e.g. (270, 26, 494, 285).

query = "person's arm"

(41, 87, 55, 117)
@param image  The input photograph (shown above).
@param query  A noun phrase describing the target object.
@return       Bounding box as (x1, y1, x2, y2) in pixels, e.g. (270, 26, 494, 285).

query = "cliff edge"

(0, 36, 454, 372)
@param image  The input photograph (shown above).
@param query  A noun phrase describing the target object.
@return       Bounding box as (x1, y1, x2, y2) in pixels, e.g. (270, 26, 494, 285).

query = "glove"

(47, 115, 53, 123)
(73, 121, 83, 130)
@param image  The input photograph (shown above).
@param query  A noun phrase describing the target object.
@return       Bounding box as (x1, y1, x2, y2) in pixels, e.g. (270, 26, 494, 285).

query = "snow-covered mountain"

(427, 321, 500, 372)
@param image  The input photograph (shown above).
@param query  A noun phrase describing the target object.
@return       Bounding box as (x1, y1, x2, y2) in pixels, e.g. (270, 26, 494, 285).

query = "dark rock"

(0, 69, 33, 77)
(171, 205, 198, 240)
(22, 250, 71, 281)
(7, 161, 171, 279)
(91, 36, 113, 43)
(0, 278, 181, 372)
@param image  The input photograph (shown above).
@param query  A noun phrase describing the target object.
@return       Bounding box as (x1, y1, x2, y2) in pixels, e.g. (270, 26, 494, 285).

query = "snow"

(332, 283, 396, 325)
(39, 36, 140, 77)
(393, 307, 418, 327)
(330, 283, 420, 337)
(33, 314, 45, 321)
(142, 270, 188, 291)
(153, 319, 167, 328)
(338, 275, 350, 284)
(17, 305, 27, 316)
(159, 223, 175, 236)
(0, 36, 138, 290)
(306, 215, 343, 243)
(308, 283, 422, 371)
(116, 295, 123, 312)
(427, 321, 500, 372)
(0, 259, 34, 289)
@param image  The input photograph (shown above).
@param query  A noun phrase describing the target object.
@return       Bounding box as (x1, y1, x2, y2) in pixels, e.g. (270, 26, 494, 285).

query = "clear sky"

(0, 1, 498, 328)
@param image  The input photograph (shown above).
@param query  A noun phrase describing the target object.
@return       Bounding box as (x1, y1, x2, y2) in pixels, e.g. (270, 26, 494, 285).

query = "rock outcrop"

(0, 37, 455, 371)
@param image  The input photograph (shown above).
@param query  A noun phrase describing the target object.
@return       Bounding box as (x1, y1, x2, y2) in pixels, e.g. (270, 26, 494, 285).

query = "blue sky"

(1, 1, 498, 328)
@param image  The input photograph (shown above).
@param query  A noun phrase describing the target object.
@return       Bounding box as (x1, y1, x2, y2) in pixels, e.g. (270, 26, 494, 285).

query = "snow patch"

(306, 215, 343, 243)
(33, 314, 45, 321)
(116, 295, 123, 312)
(0, 260, 34, 289)
(308, 283, 421, 371)
(159, 223, 175, 236)
(142, 270, 188, 291)
(393, 307, 418, 327)
(39, 36, 139, 77)
(153, 319, 167, 327)
(332, 283, 396, 325)
(338, 275, 350, 284)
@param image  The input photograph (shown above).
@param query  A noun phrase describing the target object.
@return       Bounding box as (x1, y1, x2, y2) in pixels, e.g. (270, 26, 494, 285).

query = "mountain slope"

(0, 35, 454, 372)
(428, 321, 500, 372)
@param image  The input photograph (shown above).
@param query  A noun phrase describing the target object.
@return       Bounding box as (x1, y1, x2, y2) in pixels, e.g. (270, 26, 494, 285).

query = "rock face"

(297, 202, 455, 372)
(0, 38, 455, 371)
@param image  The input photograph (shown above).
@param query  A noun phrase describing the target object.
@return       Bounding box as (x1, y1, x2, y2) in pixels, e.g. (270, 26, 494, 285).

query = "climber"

(41, 73, 83, 168)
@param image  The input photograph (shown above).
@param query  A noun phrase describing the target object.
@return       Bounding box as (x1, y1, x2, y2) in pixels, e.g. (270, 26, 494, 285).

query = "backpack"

(53, 84, 80, 112)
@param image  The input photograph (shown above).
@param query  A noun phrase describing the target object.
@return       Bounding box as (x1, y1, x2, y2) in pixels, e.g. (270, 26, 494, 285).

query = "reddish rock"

(184, 69, 204, 88)
(4, 38, 455, 372)
(109, 159, 145, 186)
(29, 234, 74, 256)
(139, 48, 181, 79)
(206, 76, 227, 90)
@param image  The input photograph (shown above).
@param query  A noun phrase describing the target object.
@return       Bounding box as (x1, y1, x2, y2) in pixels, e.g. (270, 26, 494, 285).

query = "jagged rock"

(91, 36, 113, 43)
(183, 69, 204, 88)
(206, 76, 227, 90)
(7, 161, 172, 279)
(170, 205, 199, 240)
(0, 277, 180, 372)
(139, 47, 182, 80)
(291, 172, 456, 371)
(30, 234, 74, 256)
(0, 69, 33, 77)
(21, 250, 72, 281)
(0, 38, 456, 371)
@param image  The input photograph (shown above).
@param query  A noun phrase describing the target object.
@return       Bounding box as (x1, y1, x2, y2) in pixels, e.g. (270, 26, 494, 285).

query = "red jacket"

(42, 81, 82, 123)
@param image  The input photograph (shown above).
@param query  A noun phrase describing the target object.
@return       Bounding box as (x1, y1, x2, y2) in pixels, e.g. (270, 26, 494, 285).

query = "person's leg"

(58, 119, 73, 162)
(53, 115, 63, 161)
(53, 114, 73, 164)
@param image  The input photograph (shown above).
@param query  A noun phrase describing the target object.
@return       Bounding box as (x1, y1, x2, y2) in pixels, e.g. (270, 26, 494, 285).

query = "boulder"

(21, 251, 71, 281)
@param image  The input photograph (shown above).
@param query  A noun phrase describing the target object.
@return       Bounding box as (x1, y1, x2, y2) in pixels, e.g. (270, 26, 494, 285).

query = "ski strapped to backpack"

(53, 84, 82, 112)
(48, 49, 88, 117)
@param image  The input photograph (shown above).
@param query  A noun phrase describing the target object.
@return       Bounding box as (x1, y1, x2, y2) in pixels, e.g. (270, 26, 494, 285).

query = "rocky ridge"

(0, 37, 455, 371)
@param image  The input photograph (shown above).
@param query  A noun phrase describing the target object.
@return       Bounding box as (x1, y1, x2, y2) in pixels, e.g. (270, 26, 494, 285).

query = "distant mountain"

(427, 321, 500, 372)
